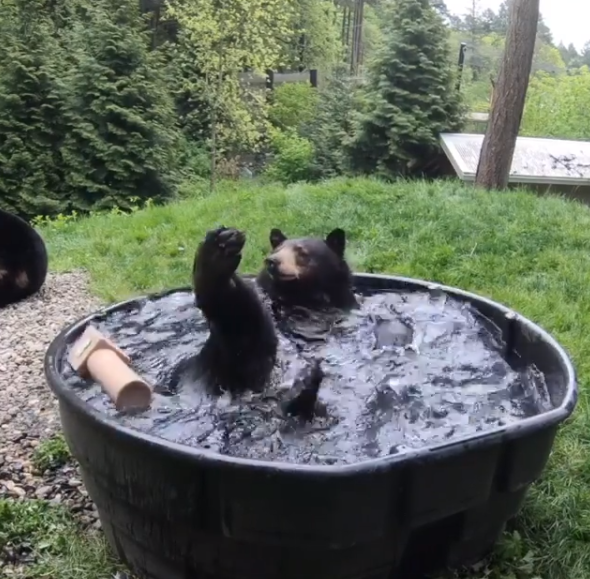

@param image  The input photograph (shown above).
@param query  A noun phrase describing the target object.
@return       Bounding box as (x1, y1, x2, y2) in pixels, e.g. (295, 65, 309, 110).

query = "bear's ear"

(326, 228, 346, 258)
(269, 228, 287, 249)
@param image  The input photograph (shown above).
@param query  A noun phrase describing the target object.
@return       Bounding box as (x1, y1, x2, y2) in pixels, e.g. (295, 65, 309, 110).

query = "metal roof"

(440, 133, 590, 186)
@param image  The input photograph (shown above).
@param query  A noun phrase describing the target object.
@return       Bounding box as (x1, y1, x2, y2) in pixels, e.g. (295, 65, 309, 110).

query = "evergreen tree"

(348, 0, 464, 179)
(0, 0, 68, 218)
(61, 0, 181, 213)
(301, 66, 360, 180)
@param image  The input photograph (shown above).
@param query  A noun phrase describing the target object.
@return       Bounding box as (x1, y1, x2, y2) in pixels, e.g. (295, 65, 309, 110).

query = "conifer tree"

(0, 0, 68, 218)
(302, 66, 360, 180)
(349, 0, 464, 178)
(61, 0, 181, 213)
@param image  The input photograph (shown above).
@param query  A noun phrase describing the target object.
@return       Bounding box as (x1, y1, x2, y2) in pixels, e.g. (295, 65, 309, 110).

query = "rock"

(3, 480, 26, 498)
(35, 485, 52, 499)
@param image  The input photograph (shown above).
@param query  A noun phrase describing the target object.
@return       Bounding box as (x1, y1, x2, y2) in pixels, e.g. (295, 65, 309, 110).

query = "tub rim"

(44, 273, 578, 477)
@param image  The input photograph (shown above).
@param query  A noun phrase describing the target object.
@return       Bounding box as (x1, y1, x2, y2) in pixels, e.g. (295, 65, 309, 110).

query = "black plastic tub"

(44, 274, 577, 579)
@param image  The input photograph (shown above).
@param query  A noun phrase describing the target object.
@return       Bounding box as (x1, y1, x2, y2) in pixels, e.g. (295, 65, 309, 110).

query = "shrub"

(264, 127, 313, 184)
(268, 82, 319, 131)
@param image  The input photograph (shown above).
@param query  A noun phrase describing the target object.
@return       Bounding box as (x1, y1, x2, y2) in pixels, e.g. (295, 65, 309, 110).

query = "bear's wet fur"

(0, 208, 48, 309)
(256, 227, 358, 311)
(191, 227, 278, 395)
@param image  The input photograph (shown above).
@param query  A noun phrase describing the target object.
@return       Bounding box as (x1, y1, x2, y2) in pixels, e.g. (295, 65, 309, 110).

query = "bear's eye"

(295, 248, 312, 267)
(295, 246, 309, 259)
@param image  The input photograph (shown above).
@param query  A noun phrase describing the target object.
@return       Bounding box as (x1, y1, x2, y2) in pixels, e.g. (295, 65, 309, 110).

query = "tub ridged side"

(58, 398, 558, 579)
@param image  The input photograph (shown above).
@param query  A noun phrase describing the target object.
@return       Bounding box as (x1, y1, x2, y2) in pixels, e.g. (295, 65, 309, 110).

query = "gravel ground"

(0, 272, 103, 524)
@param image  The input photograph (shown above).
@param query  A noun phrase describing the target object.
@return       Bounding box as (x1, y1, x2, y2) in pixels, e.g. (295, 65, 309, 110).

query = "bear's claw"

(196, 227, 246, 282)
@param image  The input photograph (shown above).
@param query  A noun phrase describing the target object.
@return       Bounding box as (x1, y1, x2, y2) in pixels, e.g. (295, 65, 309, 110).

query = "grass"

(0, 500, 121, 578)
(31, 434, 71, 473)
(9, 176, 590, 579)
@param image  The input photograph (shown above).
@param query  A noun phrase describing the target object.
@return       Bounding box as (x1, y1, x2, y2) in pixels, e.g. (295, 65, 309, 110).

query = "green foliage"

(31, 434, 71, 472)
(280, 0, 343, 70)
(164, 38, 212, 144)
(60, 0, 181, 214)
(349, 0, 464, 179)
(264, 127, 313, 184)
(268, 82, 319, 131)
(362, 3, 387, 68)
(302, 68, 362, 180)
(165, 0, 297, 156)
(447, 2, 570, 119)
(0, 0, 68, 217)
(176, 140, 211, 182)
(521, 67, 590, 139)
(0, 498, 120, 578)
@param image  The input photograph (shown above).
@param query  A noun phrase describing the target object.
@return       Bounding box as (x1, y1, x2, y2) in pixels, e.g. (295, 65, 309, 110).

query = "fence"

(238, 69, 319, 91)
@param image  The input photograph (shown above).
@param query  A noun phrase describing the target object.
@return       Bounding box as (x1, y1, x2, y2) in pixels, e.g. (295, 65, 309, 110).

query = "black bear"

(0, 208, 48, 309)
(254, 227, 358, 418)
(256, 227, 358, 311)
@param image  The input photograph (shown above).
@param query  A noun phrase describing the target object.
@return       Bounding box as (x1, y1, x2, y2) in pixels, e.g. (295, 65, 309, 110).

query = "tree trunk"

(209, 68, 224, 194)
(475, 0, 539, 190)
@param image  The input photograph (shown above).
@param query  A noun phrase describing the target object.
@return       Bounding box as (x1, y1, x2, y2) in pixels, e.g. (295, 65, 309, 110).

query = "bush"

(521, 67, 590, 140)
(349, 0, 464, 179)
(264, 127, 313, 184)
(268, 82, 319, 131)
(177, 139, 211, 180)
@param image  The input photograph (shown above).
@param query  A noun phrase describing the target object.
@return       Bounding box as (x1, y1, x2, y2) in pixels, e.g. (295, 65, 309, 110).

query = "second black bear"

(0, 208, 49, 309)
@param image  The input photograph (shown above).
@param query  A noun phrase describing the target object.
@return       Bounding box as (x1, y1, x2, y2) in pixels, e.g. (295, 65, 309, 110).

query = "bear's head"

(257, 228, 356, 309)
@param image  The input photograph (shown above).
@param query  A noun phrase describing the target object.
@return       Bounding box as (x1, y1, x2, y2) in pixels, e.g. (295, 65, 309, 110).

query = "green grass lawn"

(4, 176, 590, 579)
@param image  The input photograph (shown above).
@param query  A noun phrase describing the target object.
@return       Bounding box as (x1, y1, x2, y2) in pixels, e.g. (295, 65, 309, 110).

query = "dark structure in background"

(139, 0, 177, 46)
(456, 42, 467, 90)
(339, 0, 366, 76)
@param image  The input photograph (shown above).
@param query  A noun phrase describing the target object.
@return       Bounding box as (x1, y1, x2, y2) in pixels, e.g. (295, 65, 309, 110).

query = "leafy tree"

(164, 0, 297, 158)
(349, 0, 464, 179)
(521, 67, 590, 140)
(0, 0, 68, 218)
(60, 0, 181, 213)
(280, 0, 343, 71)
(558, 42, 582, 69)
